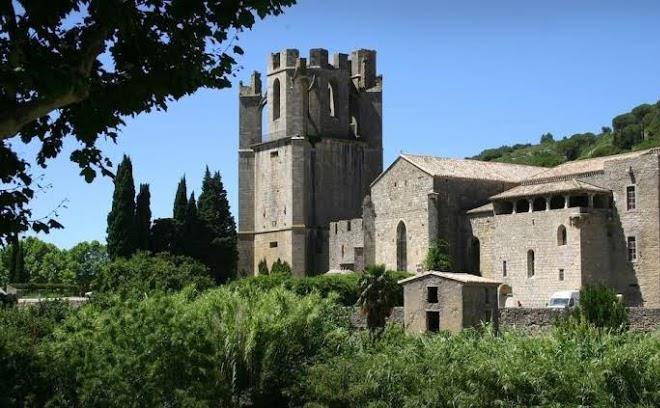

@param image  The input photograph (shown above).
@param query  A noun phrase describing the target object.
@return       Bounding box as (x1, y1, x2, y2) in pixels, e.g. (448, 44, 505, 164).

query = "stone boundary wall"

(498, 308, 566, 333)
(350, 306, 404, 329)
(499, 307, 660, 333)
(17, 297, 89, 309)
(350, 307, 660, 333)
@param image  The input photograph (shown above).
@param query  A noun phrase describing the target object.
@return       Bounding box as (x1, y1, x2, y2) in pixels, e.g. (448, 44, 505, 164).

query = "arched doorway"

(470, 238, 481, 276)
(396, 221, 407, 272)
(498, 284, 513, 308)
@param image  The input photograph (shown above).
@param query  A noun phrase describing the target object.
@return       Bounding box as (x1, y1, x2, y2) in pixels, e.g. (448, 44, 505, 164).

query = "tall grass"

(43, 287, 348, 406)
(295, 324, 660, 407)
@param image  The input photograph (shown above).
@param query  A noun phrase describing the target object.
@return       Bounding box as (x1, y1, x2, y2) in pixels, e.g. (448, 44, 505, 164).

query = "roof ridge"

(401, 153, 545, 169)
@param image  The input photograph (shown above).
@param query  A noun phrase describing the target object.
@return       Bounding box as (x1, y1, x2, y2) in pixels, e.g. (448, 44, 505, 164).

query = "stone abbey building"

(238, 48, 660, 308)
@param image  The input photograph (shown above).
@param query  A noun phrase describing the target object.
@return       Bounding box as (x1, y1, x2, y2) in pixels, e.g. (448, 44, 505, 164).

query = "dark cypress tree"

(173, 176, 188, 224)
(106, 155, 137, 259)
(14, 240, 27, 283)
(8, 238, 27, 283)
(7, 237, 17, 282)
(182, 192, 203, 260)
(150, 218, 178, 254)
(135, 184, 152, 251)
(198, 168, 237, 283)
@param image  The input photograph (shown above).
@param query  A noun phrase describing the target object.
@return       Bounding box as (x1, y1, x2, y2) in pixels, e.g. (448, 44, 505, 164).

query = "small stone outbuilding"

(399, 272, 501, 333)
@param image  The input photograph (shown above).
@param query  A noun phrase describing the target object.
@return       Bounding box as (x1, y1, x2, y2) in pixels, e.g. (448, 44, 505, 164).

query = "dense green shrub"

(358, 265, 399, 331)
(228, 270, 410, 307)
(294, 325, 660, 407)
(0, 292, 17, 307)
(44, 287, 346, 407)
(270, 258, 292, 275)
(423, 240, 453, 272)
(0, 300, 73, 406)
(257, 258, 269, 275)
(0, 238, 108, 288)
(93, 251, 213, 297)
(577, 283, 629, 331)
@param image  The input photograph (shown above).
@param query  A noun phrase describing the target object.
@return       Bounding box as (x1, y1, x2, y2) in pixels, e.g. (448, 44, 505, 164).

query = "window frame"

(557, 225, 567, 246)
(427, 286, 439, 304)
(626, 185, 636, 211)
(272, 78, 281, 120)
(527, 250, 535, 278)
(627, 236, 638, 262)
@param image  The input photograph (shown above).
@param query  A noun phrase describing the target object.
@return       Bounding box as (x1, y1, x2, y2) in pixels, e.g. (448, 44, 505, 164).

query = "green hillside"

(471, 100, 660, 167)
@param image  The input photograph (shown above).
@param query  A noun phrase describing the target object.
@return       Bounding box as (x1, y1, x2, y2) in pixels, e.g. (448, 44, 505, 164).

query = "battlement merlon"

(239, 71, 263, 97)
(351, 49, 377, 89)
(269, 49, 300, 72)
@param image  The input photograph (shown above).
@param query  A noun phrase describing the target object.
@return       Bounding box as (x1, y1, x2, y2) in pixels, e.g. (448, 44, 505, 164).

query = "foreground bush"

(295, 325, 660, 407)
(44, 287, 347, 406)
(228, 269, 410, 307)
(578, 283, 629, 330)
(0, 301, 73, 406)
(358, 265, 399, 331)
(93, 251, 214, 297)
(1, 288, 658, 407)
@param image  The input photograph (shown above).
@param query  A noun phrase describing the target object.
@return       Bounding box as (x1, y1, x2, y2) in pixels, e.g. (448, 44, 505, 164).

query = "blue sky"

(20, 0, 660, 248)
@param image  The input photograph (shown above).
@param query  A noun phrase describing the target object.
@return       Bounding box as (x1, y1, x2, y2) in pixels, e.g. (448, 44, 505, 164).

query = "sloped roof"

(526, 148, 660, 181)
(400, 154, 544, 183)
(491, 179, 611, 200)
(398, 272, 501, 286)
(466, 202, 494, 215)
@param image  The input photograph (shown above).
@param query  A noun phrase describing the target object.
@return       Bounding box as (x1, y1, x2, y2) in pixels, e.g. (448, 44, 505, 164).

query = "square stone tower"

(238, 49, 383, 276)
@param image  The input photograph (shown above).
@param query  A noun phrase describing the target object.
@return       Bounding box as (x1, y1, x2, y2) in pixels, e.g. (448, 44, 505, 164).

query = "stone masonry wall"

(477, 208, 590, 307)
(600, 152, 660, 307)
(465, 213, 495, 280)
(438, 177, 518, 273)
(329, 218, 364, 271)
(371, 159, 435, 272)
(500, 307, 660, 333)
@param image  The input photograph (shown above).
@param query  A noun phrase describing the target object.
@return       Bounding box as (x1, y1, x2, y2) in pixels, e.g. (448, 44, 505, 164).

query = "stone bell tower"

(237, 48, 383, 276)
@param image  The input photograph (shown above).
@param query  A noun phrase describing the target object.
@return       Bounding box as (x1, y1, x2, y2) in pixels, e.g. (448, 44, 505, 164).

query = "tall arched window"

(527, 250, 535, 278)
(328, 80, 338, 118)
(557, 225, 567, 246)
(272, 78, 281, 120)
(396, 221, 407, 272)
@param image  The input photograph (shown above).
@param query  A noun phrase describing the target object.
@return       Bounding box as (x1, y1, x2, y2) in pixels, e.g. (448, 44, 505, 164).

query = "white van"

(548, 290, 580, 309)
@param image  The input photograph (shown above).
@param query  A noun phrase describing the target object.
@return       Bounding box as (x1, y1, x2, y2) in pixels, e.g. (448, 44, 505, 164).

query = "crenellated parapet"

(239, 48, 382, 143)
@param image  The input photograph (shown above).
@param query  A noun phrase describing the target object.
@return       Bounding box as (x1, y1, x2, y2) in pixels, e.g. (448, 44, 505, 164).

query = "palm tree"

(357, 265, 398, 333)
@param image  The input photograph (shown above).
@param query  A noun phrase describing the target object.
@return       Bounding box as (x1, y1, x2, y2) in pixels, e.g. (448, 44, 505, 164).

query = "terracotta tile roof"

(491, 179, 611, 200)
(401, 154, 545, 183)
(526, 148, 660, 181)
(398, 272, 501, 286)
(466, 203, 494, 214)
